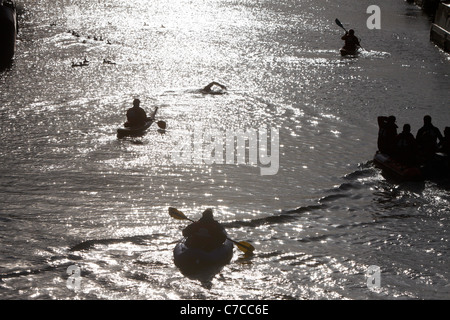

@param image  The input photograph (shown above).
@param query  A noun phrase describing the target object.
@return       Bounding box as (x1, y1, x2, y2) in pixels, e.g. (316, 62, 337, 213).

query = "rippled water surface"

(1, 0, 449, 300)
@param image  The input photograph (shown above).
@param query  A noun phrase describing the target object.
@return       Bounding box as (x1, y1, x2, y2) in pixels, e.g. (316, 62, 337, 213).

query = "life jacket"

(396, 133, 415, 150)
(126, 107, 147, 126)
(342, 34, 360, 51)
(417, 127, 439, 146)
(183, 220, 227, 251)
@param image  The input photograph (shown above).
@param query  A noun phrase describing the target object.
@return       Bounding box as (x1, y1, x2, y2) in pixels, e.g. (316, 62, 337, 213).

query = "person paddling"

(182, 209, 227, 252)
(124, 98, 149, 128)
(341, 29, 361, 53)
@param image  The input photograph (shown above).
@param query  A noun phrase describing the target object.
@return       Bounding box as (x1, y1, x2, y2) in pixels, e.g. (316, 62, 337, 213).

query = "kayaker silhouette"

(341, 29, 361, 53)
(182, 209, 227, 251)
(124, 98, 148, 128)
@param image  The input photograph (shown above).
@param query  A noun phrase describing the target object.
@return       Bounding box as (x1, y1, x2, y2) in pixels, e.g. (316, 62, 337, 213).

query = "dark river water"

(1, 0, 449, 300)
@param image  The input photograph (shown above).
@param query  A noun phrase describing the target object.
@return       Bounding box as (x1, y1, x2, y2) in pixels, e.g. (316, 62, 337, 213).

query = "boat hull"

(374, 151, 450, 181)
(174, 238, 233, 278)
(117, 120, 153, 139)
(373, 152, 423, 181)
(0, 1, 17, 64)
(340, 47, 359, 57)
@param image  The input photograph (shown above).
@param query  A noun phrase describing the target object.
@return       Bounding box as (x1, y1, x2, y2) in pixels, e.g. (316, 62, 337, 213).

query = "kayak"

(373, 152, 423, 181)
(117, 120, 153, 139)
(0, 0, 17, 65)
(340, 47, 359, 57)
(116, 107, 157, 139)
(173, 238, 233, 278)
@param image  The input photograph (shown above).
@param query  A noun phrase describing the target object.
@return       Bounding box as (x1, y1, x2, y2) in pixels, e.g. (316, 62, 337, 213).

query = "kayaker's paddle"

(157, 120, 167, 130)
(169, 207, 195, 222)
(168, 207, 255, 255)
(335, 18, 347, 33)
(335, 18, 365, 51)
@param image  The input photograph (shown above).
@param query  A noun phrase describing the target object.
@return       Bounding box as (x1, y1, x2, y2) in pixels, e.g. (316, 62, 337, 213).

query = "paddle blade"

(234, 241, 255, 255)
(157, 120, 167, 129)
(168, 207, 190, 221)
(335, 18, 346, 31)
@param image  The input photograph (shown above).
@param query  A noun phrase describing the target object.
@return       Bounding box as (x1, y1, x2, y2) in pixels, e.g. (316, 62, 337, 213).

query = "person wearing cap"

(182, 209, 227, 251)
(377, 115, 398, 156)
(438, 127, 450, 155)
(124, 98, 148, 128)
(341, 29, 361, 53)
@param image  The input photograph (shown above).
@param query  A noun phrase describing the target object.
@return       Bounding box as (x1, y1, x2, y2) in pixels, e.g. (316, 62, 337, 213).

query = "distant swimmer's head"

(349, 29, 355, 35)
(133, 98, 140, 107)
(201, 208, 214, 221)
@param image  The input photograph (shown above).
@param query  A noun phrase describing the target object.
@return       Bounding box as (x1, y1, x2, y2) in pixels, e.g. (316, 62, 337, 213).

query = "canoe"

(117, 120, 153, 139)
(0, 0, 17, 65)
(373, 152, 423, 181)
(173, 238, 233, 278)
(116, 107, 157, 139)
(340, 47, 359, 57)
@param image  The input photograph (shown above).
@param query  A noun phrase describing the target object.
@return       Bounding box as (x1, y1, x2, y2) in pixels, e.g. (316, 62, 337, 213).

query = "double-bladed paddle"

(335, 18, 364, 51)
(157, 120, 167, 130)
(168, 207, 255, 255)
(335, 18, 347, 33)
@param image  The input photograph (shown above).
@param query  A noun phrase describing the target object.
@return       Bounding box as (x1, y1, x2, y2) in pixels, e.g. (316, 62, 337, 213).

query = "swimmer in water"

(200, 81, 227, 95)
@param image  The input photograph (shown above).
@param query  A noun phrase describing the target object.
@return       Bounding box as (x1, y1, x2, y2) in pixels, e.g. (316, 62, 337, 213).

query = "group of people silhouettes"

(378, 115, 450, 166)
